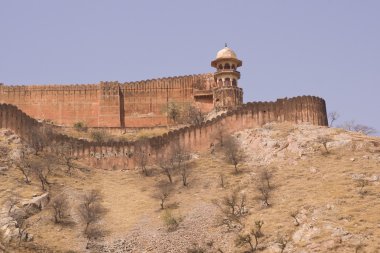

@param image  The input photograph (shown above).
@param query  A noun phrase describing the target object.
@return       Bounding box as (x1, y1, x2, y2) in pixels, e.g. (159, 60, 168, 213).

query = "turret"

(211, 45, 243, 110)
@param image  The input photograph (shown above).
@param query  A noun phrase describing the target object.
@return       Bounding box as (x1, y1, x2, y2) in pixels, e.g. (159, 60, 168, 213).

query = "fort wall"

(0, 96, 328, 169)
(0, 73, 215, 128)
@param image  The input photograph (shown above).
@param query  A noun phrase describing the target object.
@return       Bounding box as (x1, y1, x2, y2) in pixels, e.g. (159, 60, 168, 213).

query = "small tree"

(257, 182, 271, 207)
(328, 111, 340, 127)
(223, 136, 244, 174)
(213, 124, 226, 147)
(57, 143, 77, 175)
(18, 149, 32, 184)
(52, 194, 70, 223)
(153, 181, 173, 210)
(159, 143, 190, 183)
(259, 168, 273, 190)
(134, 140, 150, 176)
(30, 125, 52, 155)
(167, 102, 181, 124)
(186, 105, 205, 126)
(78, 190, 107, 234)
(28, 157, 51, 191)
(180, 163, 191, 187)
(276, 235, 289, 253)
(235, 220, 264, 253)
(214, 190, 247, 228)
(339, 120, 376, 135)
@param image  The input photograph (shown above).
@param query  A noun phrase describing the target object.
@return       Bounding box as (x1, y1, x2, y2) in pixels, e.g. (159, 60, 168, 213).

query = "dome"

(216, 47, 238, 59)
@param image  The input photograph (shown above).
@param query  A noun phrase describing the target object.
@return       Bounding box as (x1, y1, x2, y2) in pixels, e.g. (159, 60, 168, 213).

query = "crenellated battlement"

(0, 95, 328, 169)
(0, 73, 216, 128)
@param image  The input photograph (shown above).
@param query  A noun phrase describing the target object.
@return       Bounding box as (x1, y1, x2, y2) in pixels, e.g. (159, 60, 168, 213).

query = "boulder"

(22, 192, 50, 211)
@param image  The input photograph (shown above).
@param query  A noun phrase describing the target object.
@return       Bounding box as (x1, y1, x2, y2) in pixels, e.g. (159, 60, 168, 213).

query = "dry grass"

(57, 127, 169, 142)
(1, 125, 380, 252)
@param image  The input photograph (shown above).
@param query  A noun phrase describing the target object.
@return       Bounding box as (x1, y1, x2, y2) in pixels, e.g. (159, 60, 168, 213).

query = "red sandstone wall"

(0, 84, 100, 126)
(0, 73, 215, 128)
(120, 74, 214, 127)
(0, 96, 328, 170)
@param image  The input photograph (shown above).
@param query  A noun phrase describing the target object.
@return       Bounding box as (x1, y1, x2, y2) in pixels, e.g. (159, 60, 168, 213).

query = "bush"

(162, 210, 181, 231)
(73, 122, 87, 132)
(90, 130, 108, 142)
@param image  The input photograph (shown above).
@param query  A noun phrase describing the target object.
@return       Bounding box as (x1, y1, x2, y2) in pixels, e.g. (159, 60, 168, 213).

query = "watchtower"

(211, 45, 243, 110)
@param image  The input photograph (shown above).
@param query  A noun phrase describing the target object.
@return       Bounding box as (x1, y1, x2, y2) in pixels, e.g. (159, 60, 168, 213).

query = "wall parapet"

(0, 95, 328, 169)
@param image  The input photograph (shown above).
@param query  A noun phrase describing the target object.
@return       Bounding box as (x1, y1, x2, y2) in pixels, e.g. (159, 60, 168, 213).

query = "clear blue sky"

(1, 1, 379, 133)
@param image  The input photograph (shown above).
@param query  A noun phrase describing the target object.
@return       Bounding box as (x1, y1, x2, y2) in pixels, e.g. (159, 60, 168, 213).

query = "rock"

(22, 192, 50, 210)
(350, 158, 356, 162)
(21, 232, 34, 242)
(0, 166, 8, 173)
(292, 223, 321, 243)
(309, 167, 318, 174)
(369, 175, 379, 182)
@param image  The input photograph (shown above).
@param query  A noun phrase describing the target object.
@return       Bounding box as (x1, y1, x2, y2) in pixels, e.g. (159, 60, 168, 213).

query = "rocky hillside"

(0, 123, 379, 253)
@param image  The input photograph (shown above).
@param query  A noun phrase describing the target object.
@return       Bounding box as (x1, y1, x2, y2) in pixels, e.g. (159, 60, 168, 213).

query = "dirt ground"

(1, 124, 380, 253)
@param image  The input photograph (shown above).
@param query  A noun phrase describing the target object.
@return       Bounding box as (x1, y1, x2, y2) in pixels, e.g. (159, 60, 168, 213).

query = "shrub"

(90, 130, 108, 142)
(73, 122, 87, 132)
(162, 210, 181, 231)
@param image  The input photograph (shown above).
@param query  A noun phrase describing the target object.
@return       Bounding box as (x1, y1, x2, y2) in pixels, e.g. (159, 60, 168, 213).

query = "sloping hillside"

(0, 123, 379, 253)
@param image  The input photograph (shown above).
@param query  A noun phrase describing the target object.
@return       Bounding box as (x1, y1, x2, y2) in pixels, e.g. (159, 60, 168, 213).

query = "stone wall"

(0, 73, 215, 128)
(0, 95, 328, 169)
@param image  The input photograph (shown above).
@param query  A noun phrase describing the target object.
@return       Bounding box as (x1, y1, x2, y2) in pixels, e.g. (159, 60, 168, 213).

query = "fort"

(0, 46, 328, 168)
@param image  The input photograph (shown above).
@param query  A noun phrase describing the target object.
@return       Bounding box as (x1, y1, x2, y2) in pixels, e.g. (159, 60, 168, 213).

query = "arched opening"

(232, 64, 236, 70)
(225, 78, 231, 86)
(218, 79, 223, 87)
(224, 63, 230, 69)
(232, 79, 237, 86)
(218, 64, 223, 70)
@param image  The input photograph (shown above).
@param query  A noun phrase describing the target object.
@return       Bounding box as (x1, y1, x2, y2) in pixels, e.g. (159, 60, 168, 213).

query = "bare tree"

(328, 111, 340, 127)
(52, 194, 70, 223)
(134, 140, 150, 176)
(17, 149, 32, 184)
(276, 235, 289, 253)
(259, 168, 273, 190)
(167, 101, 181, 124)
(257, 182, 271, 207)
(57, 143, 77, 175)
(186, 105, 205, 126)
(78, 190, 107, 234)
(180, 163, 191, 187)
(213, 124, 227, 147)
(223, 136, 244, 174)
(214, 190, 247, 229)
(152, 181, 173, 210)
(339, 120, 376, 135)
(29, 125, 52, 155)
(159, 143, 190, 183)
(159, 158, 176, 184)
(30, 158, 50, 191)
(235, 220, 264, 252)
